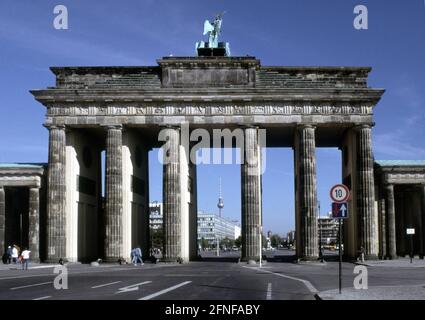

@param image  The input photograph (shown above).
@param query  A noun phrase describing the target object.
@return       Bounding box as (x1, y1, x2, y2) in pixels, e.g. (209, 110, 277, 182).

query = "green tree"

(150, 228, 164, 249)
(200, 237, 209, 250)
(234, 236, 242, 248)
(270, 234, 282, 248)
(220, 237, 235, 249)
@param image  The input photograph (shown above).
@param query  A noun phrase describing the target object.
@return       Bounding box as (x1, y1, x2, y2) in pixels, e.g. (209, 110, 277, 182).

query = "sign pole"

(410, 235, 413, 264)
(339, 218, 342, 294)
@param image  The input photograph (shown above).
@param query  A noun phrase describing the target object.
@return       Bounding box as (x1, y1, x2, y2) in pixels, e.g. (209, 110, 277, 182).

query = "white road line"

(116, 281, 152, 294)
(242, 266, 318, 294)
(30, 265, 61, 270)
(138, 281, 192, 300)
(33, 296, 51, 300)
(266, 283, 272, 300)
(91, 281, 122, 289)
(10, 282, 52, 290)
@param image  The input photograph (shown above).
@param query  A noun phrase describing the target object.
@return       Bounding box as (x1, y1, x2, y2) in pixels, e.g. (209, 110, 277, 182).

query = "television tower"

(217, 177, 224, 217)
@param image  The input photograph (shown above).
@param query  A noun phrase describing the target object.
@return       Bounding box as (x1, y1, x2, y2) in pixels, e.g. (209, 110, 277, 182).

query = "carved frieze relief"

(46, 103, 374, 117)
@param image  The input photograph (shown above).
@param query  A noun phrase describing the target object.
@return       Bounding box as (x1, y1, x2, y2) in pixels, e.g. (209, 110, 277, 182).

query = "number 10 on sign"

(330, 184, 350, 203)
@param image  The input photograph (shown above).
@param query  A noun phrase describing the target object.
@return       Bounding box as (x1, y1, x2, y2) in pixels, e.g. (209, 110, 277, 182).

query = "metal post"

(216, 237, 219, 257)
(259, 226, 262, 268)
(410, 235, 413, 264)
(339, 218, 342, 294)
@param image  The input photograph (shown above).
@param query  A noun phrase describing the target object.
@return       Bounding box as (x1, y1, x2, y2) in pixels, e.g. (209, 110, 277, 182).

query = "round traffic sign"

(330, 184, 350, 203)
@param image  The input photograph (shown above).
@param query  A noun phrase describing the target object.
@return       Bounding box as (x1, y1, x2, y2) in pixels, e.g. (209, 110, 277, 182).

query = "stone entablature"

(375, 161, 425, 186)
(46, 104, 374, 117)
(0, 164, 46, 188)
(31, 57, 384, 128)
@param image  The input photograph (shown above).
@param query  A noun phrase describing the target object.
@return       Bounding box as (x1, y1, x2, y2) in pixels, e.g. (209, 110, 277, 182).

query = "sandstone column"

(28, 187, 40, 261)
(46, 125, 66, 261)
(104, 125, 123, 261)
(162, 127, 181, 262)
(355, 125, 378, 259)
(241, 127, 262, 261)
(385, 184, 397, 259)
(0, 187, 5, 254)
(294, 125, 318, 260)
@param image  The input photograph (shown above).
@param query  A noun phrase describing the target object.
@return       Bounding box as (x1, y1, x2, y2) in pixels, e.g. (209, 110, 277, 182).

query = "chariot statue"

(196, 12, 231, 56)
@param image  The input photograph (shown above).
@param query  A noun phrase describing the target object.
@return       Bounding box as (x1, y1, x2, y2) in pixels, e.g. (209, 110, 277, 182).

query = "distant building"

(149, 202, 163, 230)
(197, 211, 241, 245)
(287, 230, 296, 245)
(318, 212, 339, 246)
(149, 204, 240, 246)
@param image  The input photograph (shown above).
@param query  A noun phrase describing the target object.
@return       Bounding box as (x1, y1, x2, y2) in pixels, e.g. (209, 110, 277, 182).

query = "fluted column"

(162, 127, 181, 262)
(28, 187, 40, 261)
(241, 127, 262, 261)
(385, 184, 397, 259)
(46, 125, 66, 261)
(104, 125, 123, 261)
(355, 124, 378, 259)
(294, 125, 318, 260)
(0, 187, 5, 254)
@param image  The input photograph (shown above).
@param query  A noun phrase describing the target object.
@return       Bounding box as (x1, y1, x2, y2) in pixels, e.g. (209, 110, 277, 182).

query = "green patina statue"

(196, 12, 231, 57)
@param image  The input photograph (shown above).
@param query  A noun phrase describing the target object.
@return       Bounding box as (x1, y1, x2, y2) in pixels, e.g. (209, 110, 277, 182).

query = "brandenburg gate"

(26, 54, 389, 263)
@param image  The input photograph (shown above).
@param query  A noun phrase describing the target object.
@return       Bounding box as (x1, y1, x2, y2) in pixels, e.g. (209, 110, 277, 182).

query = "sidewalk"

(0, 263, 60, 271)
(354, 257, 425, 268)
(318, 285, 425, 300)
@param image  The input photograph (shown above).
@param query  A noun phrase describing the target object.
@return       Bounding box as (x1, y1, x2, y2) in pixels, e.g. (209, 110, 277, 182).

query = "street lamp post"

(318, 201, 324, 262)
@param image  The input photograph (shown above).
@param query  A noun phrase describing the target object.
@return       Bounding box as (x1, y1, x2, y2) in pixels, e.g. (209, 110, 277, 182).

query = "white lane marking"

(30, 265, 61, 270)
(138, 281, 192, 300)
(91, 281, 122, 289)
(266, 283, 272, 300)
(33, 296, 51, 300)
(116, 281, 152, 294)
(10, 282, 52, 290)
(242, 266, 318, 294)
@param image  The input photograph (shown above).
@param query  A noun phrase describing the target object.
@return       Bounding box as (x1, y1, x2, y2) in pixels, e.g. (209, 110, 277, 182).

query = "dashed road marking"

(11, 282, 52, 290)
(266, 282, 272, 300)
(33, 296, 51, 300)
(92, 281, 122, 289)
(116, 281, 152, 294)
(138, 281, 192, 300)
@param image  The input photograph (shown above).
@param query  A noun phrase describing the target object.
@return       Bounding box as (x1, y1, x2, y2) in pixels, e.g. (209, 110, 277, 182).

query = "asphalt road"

(0, 249, 424, 300)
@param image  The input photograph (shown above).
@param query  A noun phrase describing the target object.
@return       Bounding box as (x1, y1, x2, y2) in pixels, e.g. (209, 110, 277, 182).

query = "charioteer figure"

(196, 12, 231, 56)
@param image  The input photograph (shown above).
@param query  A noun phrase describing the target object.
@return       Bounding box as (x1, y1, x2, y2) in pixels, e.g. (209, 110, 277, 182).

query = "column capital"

(103, 124, 123, 131)
(353, 123, 374, 131)
(160, 125, 180, 130)
(384, 183, 394, 189)
(296, 124, 316, 130)
(44, 124, 66, 131)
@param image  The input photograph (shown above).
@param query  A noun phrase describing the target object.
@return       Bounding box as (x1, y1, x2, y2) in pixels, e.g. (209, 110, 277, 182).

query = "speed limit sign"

(330, 184, 350, 203)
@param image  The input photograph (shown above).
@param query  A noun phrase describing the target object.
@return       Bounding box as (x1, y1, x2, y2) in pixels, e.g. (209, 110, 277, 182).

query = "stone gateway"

(0, 55, 424, 263)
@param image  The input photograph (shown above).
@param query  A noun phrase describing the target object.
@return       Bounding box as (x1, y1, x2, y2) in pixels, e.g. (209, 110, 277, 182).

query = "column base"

(103, 257, 127, 264)
(161, 257, 184, 264)
(386, 254, 398, 260)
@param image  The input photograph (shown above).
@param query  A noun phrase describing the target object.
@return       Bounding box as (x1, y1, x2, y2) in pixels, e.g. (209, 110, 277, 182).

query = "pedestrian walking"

(11, 245, 19, 264)
(21, 248, 31, 270)
(7, 246, 13, 264)
(131, 246, 144, 266)
(136, 247, 144, 266)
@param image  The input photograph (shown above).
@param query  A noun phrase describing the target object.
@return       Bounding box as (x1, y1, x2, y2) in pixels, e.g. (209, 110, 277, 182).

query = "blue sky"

(0, 1, 424, 234)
